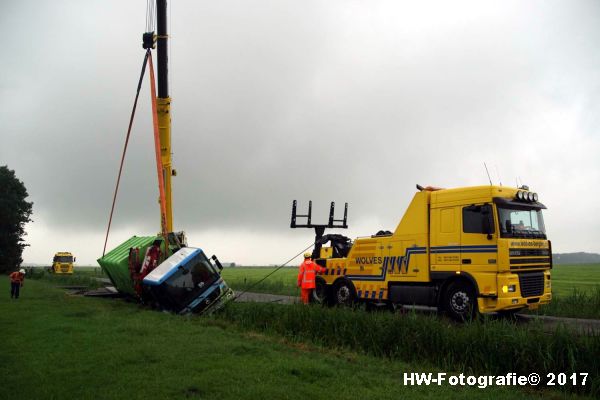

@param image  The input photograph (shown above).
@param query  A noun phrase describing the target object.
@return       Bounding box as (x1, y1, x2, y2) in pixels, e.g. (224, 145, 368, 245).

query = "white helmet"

(19, 268, 26, 274)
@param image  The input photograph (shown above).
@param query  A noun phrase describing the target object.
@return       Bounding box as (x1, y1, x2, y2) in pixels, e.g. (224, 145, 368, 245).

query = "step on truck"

(291, 185, 552, 320)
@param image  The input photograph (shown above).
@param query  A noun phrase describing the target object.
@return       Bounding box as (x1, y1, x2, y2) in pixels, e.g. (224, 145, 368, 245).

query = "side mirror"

(481, 205, 494, 240)
(211, 255, 223, 271)
(74, 257, 77, 262)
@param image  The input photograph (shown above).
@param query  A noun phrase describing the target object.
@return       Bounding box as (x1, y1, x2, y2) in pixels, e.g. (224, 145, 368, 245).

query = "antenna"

(484, 162, 492, 186)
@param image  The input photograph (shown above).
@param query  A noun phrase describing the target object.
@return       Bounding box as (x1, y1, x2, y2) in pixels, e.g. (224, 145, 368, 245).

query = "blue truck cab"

(143, 247, 234, 314)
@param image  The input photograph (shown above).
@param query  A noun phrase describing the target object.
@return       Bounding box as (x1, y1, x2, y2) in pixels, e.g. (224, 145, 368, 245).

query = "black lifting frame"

(290, 200, 348, 259)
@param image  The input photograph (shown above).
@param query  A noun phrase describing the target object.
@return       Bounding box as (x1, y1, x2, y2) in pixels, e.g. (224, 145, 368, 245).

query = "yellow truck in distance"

(299, 185, 552, 320)
(51, 252, 75, 274)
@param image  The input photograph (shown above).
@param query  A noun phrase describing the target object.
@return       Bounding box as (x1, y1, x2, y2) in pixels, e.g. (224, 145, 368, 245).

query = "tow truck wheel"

(312, 277, 329, 305)
(443, 280, 477, 321)
(333, 279, 356, 307)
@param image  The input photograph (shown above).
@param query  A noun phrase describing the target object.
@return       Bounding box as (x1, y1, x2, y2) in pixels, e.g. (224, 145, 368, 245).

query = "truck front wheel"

(443, 281, 477, 321)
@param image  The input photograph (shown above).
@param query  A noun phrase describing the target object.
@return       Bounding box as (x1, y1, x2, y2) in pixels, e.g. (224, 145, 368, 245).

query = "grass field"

(549, 264, 600, 296)
(222, 267, 298, 296)
(221, 264, 600, 319)
(1, 277, 575, 400)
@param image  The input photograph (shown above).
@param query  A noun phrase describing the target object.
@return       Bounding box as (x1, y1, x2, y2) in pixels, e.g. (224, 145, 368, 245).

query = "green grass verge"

(216, 302, 600, 397)
(0, 277, 558, 400)
(531, 286, 600, 320)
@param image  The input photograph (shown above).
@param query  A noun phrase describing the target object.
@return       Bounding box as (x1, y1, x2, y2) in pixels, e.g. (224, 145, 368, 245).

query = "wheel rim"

(337, 285, 351, 304)
(450, 290, 471, 314)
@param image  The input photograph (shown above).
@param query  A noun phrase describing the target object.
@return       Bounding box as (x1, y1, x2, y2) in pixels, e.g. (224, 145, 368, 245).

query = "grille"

(518, 272, 544, 298)
(509, 248, 550, 257)
(510, 257, 550, 264)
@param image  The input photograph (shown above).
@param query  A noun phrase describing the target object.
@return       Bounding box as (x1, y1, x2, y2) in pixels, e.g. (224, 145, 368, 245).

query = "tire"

(332, 279, 356, 307)
(442, 280, 477, 321)
(387, 302, 402, 313)
(312, 277, 329, 305)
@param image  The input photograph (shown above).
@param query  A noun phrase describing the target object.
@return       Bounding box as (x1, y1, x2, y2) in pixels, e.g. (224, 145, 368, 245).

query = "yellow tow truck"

(292, 184, 552, 320)
(51, 252, 75, 274)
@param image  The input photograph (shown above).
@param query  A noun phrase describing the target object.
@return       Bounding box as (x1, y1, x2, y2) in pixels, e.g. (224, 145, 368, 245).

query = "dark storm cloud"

(1, 1, 599, 264)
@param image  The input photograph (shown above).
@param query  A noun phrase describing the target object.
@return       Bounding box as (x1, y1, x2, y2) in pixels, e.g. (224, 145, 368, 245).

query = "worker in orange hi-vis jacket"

(297, 252, 325, 304)
(9, 269, 26, 299)
(140, 239, 163, 276)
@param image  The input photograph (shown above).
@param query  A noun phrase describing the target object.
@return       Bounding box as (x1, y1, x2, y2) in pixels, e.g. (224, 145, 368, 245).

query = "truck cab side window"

(462, 204, 494, 234)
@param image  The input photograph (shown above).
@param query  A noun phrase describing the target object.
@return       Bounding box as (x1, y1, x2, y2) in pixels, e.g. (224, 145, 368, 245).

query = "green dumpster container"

(97, 235, 165, 296)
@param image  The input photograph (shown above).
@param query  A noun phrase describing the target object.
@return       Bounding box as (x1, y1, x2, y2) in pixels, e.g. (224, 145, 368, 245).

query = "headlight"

(527, 192, 534, 201)
(502, 285, 517, 293)
(516, 191, 524, 200)
(532, 193, 538, 202)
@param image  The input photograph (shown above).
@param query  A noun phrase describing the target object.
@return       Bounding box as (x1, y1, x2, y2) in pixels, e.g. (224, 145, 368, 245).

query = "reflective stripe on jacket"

(297, 260, 325, 289)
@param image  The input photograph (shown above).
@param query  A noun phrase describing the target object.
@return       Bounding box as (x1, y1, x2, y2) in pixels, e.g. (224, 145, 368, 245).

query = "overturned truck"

(98, 235, 233, 314)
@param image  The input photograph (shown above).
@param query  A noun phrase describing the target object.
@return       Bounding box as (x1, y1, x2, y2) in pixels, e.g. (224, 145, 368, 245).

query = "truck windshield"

(54, 256, 73, 263)
(160, 251, 220, 310)
(497, 206, 546, 239)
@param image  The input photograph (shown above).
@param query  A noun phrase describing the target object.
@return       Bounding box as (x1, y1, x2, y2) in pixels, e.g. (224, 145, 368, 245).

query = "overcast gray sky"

(1, 0, 599, 265)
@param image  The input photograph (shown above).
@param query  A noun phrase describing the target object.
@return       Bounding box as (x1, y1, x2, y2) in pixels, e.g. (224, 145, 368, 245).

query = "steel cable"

(232, 242, 316, 301)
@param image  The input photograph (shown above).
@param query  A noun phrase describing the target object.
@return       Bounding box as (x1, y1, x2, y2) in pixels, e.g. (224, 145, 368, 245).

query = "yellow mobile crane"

(154, 1, 174, 233)
(292, 185, 552, 320)
(98, 0, 233, 315)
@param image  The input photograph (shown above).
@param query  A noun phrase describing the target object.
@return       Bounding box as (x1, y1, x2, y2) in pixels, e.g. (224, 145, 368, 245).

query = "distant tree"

(0, 166, 33, 273)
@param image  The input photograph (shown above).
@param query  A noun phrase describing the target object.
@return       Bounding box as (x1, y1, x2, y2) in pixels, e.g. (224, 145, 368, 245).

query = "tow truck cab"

(52, 252, 75, 274)
(142, 247, 234, 314)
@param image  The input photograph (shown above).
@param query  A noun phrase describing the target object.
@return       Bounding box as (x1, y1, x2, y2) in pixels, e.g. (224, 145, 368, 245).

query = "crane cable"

(102, 50, 151, 257)
(232, 241, 316, 301)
